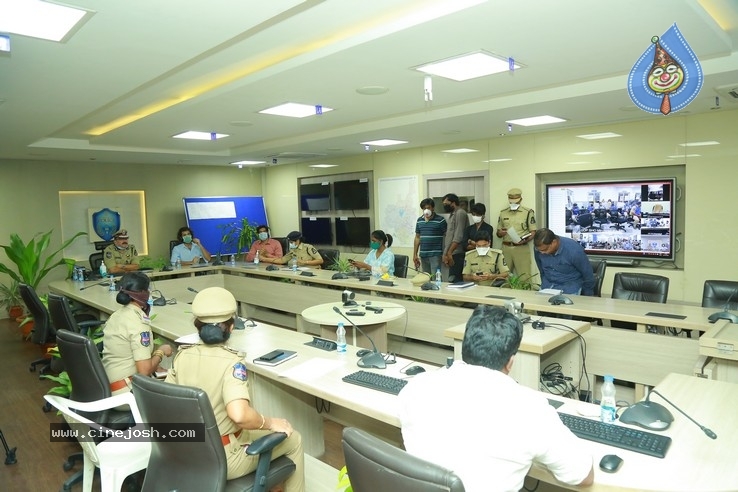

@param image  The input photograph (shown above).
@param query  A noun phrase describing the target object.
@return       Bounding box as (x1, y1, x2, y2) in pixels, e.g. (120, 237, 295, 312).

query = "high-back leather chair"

(393, 254, 409, 278)
(318, 248, 340, 270)
(19, 283, 55, 375)
(132, 374, 295, 492)
(702, 280, 738, 310)
(48, 293, 105, 338)
(273, 237, 288, 258)
(89, 252, 104, 273)
(611, 272, 669, 329)
(588, 258, 607, 297)
(342, 427, 465, 492)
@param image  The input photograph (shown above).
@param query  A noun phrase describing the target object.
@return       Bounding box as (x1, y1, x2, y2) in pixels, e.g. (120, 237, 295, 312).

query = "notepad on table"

(447, 281, 475, 289)
(253, 349, 297, 366)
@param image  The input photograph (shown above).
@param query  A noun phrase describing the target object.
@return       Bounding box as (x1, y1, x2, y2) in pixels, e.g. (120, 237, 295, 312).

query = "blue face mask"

(258, 232, 269, 241)
(370, 241, 380, 250)
(289, 242, 297, 250)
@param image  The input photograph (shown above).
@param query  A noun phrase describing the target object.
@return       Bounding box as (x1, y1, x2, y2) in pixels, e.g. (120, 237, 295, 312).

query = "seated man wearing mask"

(171, 226, 211, 266)
(462, 231, 509, 286)
(245, 225, 283, 263)
(103, 229, 140, 274)
(272, 231, 323, 268)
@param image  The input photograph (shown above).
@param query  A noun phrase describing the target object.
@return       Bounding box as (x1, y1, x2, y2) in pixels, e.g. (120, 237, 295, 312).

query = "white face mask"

(476, 247, 490, 256)
(471, 215, 483, 224)
(509, 201, 521, 211)
(423, 209, 432, 217)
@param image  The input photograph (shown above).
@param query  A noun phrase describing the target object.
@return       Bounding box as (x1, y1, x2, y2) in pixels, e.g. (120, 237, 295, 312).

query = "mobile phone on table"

(257, 350, 284, 362)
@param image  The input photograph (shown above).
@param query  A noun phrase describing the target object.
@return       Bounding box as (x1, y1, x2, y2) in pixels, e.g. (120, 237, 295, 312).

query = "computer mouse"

(332, 273, 349, 280)
(599, 454, 623, 473)
(266, 265, 279, 271)
(421, 282, 440, 291)
(548, 294, 573, 305)
(405, 365, 426, 376)
(356, 349, 372, 357)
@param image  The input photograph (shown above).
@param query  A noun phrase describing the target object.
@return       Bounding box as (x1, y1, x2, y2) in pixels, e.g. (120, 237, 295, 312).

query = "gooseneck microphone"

(332, 306, 386, 369)
(707, 288, 738, 324)
(649, 389, 717, 439)
(79, 280, 110, 291)
(187, 287, 199, 293)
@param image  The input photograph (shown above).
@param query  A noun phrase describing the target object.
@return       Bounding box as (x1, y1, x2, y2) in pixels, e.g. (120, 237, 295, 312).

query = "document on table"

(279, 358, 345, 381)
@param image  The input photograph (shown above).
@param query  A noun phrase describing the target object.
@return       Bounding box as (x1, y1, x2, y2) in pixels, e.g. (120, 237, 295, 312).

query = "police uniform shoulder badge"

(140, 331, 151, 347)
(232, 362, 248, 381)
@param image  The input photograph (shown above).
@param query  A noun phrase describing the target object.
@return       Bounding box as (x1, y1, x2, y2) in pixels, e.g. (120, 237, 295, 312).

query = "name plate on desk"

(645, 312, 687, 320)
(486, 294, 516, 300)
(300, 271, 316, 277)
(376, 280, 394, 287)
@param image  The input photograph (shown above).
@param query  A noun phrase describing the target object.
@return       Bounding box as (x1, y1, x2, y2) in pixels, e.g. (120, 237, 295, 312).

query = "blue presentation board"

(183, 196, 268, 256)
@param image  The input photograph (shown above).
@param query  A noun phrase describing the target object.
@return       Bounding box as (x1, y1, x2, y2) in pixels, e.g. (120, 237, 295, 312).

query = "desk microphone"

(332, 306, 386, 369)
(187, 287, 199, 293)
(620, 389, 717, 439)
(707, 288, 738, 324)
(211, 253, 224, 266)
(650, 389, 717, 439)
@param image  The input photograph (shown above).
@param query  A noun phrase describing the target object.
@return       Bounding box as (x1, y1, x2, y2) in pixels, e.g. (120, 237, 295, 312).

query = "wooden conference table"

(46, 278, 738, 491)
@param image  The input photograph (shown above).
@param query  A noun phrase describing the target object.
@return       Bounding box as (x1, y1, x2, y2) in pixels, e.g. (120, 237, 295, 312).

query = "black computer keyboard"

(342, 370, 408, 395)
(558, 412, 671, 458)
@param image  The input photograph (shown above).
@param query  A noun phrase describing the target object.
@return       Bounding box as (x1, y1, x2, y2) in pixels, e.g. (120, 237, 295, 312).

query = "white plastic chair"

(44, 392, 151, 492)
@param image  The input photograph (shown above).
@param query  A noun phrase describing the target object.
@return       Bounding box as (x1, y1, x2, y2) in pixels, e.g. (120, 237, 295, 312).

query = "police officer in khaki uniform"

(166, 287, 305, 491)
(462, 231, 509, 286)
(273, 230, 324, 268)
(496, 188, 537, 280)
(104, 229, 141, 274)
(102, 272, 173, 394)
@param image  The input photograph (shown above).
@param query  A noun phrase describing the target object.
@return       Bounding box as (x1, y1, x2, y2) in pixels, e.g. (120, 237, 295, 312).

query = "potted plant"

(330, 257, 353, 273)
(0, 230, 87, 289)
(0, 279, 24, 319)
(218, 218, 257, 261)
(500, 273, 540, 291)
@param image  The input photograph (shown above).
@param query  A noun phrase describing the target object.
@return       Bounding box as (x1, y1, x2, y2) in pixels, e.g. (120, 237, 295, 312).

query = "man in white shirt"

(398, 305, 594, 492)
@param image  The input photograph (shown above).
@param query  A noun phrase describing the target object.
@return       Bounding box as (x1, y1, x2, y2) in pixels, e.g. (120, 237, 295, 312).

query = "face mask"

(443, 204, 453, 213)
(258, 232, 269, 241)
(423, 209, 432, 217)
(476, 247, 490, 256)
(115, 243, 127, 250)
(370, 241, 380, 250)
(182, 235, 193, 244)
(289, 242, 297, 250)
(472, 215, 483, 224)
(509, 201, 521, 211)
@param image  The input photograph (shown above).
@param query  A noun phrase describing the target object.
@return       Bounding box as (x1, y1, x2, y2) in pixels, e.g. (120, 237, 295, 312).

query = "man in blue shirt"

(533, 228, 594, 296)
(413, 198, 447, 276)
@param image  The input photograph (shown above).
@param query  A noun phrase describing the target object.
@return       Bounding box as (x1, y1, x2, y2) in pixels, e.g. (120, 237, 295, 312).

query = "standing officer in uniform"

(496, 188, 537, 280)
(165, 287, 305, 491)
(462, 231, 509, 286)
(272, 231, 324, 268)
(104, 229, 141, 274)
(102, 272, 173, 395)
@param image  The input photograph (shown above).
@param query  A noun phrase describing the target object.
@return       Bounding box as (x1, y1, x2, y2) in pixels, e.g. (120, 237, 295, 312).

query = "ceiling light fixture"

(0, 1, 93, 42)
(415, 50, 521, 81)
(679, 141, 720, 147)
(259, 102, 333, 118)
(485, 158, 512, 162)
(230, 160, 265, 166)
(572, 151, 602, 156)
(359, 139, 408, 147)
(442, 148, 478, 154)
(173, 131, 229, 140)
(309, 164, 339, 168)
(506, 115, 566, 127)
(0, 34, 9, 53)
(577, 132, 622, 140)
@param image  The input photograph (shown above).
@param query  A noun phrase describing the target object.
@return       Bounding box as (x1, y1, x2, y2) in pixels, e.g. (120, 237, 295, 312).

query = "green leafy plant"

(41, 371, 72, 398)
(0, 230, 87, 289)
(337, 465, 352, 492)
(330, 257, 353, 273)
(218, 218, 258, 260)
(500, 273, 539, 291)
(139, 256, 167, 270)
(0, 279, 23, 315)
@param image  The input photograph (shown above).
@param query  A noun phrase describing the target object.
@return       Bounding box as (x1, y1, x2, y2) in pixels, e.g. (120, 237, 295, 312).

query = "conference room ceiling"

(1, 0, 737, 167)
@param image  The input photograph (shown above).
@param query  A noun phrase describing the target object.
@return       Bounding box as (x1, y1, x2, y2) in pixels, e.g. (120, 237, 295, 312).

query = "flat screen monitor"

(300, 183, 331, 212)
(335, 217, 370, 247)
(333, 179, 369, 210)
(300, 217, 332, 245)
(545, 178, 675, 261)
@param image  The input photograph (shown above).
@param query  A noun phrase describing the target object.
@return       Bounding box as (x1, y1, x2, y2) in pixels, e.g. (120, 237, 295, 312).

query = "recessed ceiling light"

(0, 1, 93, 42)
(0, 34, 9, 53)
(577, 132, 622, 140)
(442, 148, 478, 154)
(173, 131, 229, 140)
(360, 139, 408, 147)
(506, 116, 566, 127)
(484, 158, 512, 162)
(309, 164, 339, 168)
(415, 50, 522, 82)
(679, 141, 720, 147)
(667, 154, 701, 158)
(259, 102, 333, 118)
(230, 160, 265, 166)
(572, 151, 602, 156)
(356, 86, 389, 96)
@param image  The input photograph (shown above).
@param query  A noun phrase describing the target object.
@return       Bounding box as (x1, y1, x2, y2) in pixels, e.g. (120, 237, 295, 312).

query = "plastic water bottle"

(336, 322, 347, 353)
(435, 268, 442, 288)
(99, 262, 107, 278)
(254, 250, 260, 265)
(175, 258, 181, 270)
(71, 267, 79, 282)
(600, 375, 617, 423)
(108, 275, 116, 292)
(230, 254, 236, 267)
(291, 257, 298, 272)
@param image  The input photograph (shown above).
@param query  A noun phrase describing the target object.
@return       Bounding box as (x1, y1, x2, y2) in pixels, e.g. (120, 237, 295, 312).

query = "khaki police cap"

(192, 287, 237, 323)
(507, 188, 523, 197)
(113, 229, 129, 239)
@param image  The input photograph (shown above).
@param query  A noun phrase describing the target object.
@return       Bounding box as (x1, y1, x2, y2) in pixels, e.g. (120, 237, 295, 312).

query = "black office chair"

(576, 212, 600, 232)
(169, 239, 180, 258)
(272, 237, 288, 257)
(393, 254, 409, 278)
(589, 258, 607, 298)
(611, 272, 669, 329)
(19, 283, 55, 376)
(342, 427, 465, 492)
(593, 209, 609, 228)
(701, 280, 738, 310)
(609, 214, 628, 231)
(55, 329, 135, 492)
(48, 293, 105, 344)
(93, 240, 113, 251)
(89, 251, 104, 273)
(318, 248, 340, 270)
(131, 374, 296, 492)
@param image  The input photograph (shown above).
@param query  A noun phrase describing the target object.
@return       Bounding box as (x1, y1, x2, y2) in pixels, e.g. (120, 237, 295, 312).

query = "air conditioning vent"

(714, 84, 738, 102)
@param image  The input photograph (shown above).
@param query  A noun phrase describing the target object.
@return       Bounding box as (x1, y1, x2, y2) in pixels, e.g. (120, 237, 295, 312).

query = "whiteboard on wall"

(183, 196, 268, 256)
(377, 176, 418, 248)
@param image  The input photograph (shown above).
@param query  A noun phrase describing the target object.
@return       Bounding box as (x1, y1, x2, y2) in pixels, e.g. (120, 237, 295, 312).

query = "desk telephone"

(304, 336, 337, 352)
